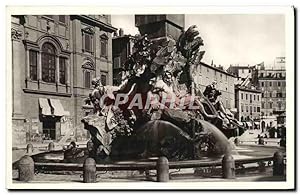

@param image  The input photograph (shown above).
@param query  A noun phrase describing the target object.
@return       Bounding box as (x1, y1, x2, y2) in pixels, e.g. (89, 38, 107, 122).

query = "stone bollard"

(234, 137, 240, 146)
(258, 137, 264, 145)
(156, 156, 169, 182)
(222, 154, 235, 179)
(273, 151, 284, 176)
(48, 142, 55, 151)
(26, 143, 33, 154)
(83, 158, 96, 183)
(18, 155, 34, 182)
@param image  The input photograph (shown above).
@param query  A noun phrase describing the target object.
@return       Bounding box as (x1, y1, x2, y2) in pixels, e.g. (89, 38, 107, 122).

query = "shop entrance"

(42, 117, 56, 140)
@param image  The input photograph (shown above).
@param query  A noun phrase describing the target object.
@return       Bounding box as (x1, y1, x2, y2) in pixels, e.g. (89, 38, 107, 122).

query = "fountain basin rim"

(33, 155, 285, 172)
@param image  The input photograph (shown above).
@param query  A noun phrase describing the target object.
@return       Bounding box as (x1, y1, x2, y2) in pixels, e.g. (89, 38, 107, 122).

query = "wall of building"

(11, 15, 116, 146)
(235, 88, 261, 123)
(259, 69, 286, 116)
(258, 69, 286, 131)
(193, 63, 235, 109)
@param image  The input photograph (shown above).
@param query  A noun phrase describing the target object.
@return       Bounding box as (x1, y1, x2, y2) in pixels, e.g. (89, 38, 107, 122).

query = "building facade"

(235, 86, 261, 129)
(258, 67, 286, 131)
(11, 15, 116, 145)
(227, 65, 255, 80)
(193, 63, 236, 110)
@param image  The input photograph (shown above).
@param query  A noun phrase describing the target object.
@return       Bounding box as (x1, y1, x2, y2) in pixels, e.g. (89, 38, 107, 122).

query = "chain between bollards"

(18, 155, 35, 182)
(156, 156, 169, 182)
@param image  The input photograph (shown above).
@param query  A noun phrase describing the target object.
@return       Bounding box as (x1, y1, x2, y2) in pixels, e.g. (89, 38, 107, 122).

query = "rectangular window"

(262, 93, 264, 98)
(254, 95, 256, 101)
(59, 15, 66, 23)
(269, 102, 273, 109)
(278, 81, 281, 87)
(59, 57, 66, 84)
(241, 104, 244, 112)
(262, 102, 265, 109)
(257, 95, 260, 101)
(254, 106, 256, 112)
(246, 105, 248, 112)
(250, 94, 252, 101)
(257, 107, 260, 112)
(84, 33, 93, 52)
(101, 39, 108, 57)
(269, 81, 272, 87)
(246, 94, 248, 100)
(84, 71, 91, 88)
(277, 92, 283, 98)
(261, 82, 264, 87)
(241, 93, 243, 100)
(250, 106, 252, 114)
(260, 73, 264, 77)
(29, 50, 37, 81)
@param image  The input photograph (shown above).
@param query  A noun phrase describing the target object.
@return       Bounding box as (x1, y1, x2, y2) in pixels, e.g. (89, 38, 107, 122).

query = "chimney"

(119, 28, 124, 37)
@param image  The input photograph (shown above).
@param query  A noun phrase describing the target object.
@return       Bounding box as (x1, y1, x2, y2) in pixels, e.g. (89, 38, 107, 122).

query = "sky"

(111, 14, 285, 69)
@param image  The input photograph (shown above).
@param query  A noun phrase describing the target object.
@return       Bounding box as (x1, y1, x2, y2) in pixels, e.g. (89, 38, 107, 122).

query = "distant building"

(112, 29, 135, 85)
(235, 85, 261, 129)
(194, 63, 236, 110)
(11, 15, 116, 145)
(258, 66, 286, 131)
(227, 65, 255, 80)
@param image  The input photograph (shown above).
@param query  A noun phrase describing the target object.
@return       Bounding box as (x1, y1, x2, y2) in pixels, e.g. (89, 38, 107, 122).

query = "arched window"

(41, 43, 56, 83)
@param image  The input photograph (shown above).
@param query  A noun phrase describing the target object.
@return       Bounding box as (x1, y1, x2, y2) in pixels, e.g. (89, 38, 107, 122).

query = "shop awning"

(246, 122, 252, 127)
(39, 98, 52, 116)
(254, 122, 260, 125)
(49, 99, 67, 116)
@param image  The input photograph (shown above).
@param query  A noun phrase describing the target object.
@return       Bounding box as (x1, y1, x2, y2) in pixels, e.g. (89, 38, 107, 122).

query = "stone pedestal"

(135, 15, 184, 42)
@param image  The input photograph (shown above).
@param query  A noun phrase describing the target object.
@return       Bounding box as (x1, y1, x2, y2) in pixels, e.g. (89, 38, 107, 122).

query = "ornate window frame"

(23, 35, 71, 86)
(82, 26, 95, 54)
(100, 33, 108, 58)
(82, 57, 95, 89)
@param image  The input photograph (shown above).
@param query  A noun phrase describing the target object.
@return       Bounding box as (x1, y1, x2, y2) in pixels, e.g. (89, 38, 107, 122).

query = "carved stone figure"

(82, 25, 239, 160)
